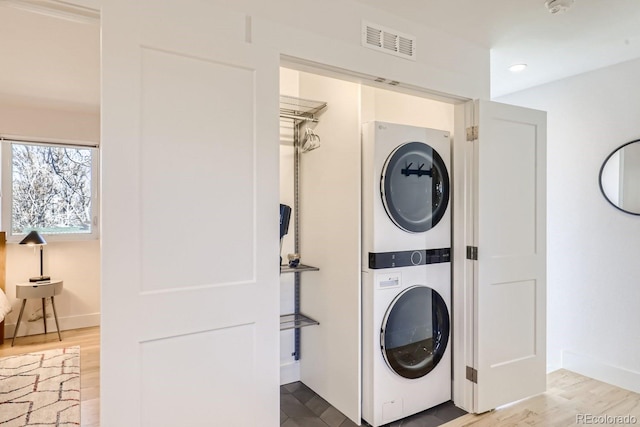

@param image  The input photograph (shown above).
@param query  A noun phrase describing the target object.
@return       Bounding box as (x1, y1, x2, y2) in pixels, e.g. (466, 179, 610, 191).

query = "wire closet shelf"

(278, 95, 327, 353)
(279, 95, 327, 123)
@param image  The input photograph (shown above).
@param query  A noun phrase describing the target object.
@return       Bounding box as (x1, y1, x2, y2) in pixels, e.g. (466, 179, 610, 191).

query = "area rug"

(0, 346, 80, 426)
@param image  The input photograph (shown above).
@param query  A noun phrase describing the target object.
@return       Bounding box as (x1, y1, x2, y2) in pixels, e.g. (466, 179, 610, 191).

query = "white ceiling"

(0, 3, 99, 110)
(1, 0, 639, 108)
(357, 0, 640, 97)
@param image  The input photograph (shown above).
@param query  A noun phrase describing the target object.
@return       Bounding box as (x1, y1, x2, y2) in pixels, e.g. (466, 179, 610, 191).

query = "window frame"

(1, 137, 100, 243)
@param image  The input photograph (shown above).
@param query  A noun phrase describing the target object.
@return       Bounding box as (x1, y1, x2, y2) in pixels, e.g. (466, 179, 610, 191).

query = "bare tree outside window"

(11, 144, 93, 235)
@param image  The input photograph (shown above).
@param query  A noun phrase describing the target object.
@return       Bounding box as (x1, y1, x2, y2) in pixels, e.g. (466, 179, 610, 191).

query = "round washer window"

(381, 285, 450, 379)
(381, 141, 449, 233)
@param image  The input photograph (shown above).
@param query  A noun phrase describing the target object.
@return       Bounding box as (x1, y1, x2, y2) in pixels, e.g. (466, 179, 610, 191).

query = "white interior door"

(101, 1, 280, 426)
(470, 100, 547, 412)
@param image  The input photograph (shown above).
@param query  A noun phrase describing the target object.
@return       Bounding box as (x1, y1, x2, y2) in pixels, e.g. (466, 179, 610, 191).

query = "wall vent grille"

(362, 21, 416, 61)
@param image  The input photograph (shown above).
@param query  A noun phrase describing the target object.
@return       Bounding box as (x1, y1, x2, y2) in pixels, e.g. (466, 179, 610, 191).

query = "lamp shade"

(19, 230, 47, 246)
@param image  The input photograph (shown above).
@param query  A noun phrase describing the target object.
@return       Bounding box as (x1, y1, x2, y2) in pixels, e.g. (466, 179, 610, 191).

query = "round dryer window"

(381, 141, 449, 233)
(381, 285, 450, 379)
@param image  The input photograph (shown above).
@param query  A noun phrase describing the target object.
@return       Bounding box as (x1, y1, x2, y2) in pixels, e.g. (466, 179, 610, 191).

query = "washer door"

(381, 141, 449, 233)
(381, 285, 450, 379)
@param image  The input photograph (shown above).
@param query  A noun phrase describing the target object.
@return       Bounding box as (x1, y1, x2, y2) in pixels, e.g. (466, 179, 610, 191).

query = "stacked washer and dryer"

(362, 121, 452, 427)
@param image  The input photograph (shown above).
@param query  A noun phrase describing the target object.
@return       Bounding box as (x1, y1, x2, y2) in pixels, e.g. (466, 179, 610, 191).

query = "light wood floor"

(0, 326, 100, 427)
(2, 327, 639, 427)
(443, 369, 640, 426)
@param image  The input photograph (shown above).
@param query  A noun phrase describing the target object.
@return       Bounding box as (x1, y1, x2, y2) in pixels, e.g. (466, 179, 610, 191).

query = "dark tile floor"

(280, 382, 467, 427)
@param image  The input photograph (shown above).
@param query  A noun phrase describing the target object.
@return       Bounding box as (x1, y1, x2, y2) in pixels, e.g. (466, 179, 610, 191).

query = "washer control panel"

(368, 248, 450, 269)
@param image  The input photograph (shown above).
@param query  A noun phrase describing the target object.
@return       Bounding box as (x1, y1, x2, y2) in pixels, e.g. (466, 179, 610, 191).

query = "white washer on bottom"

(362, 263, 451, 427)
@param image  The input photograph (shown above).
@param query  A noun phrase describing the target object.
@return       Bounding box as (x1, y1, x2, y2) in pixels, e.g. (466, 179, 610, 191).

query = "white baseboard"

(547, 363, 561, 373)
(4, 312, 100, 338)
(280, 361, 300, 386)
(562, 350, 640, 394)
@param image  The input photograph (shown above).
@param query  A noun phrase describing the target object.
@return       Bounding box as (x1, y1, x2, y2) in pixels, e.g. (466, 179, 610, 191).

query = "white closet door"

(101, 1, 280, 426)
(471, 100, 547, 412)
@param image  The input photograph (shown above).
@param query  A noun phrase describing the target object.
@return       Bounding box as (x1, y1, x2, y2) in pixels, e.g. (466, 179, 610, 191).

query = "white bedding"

(0, 288, 11, 322)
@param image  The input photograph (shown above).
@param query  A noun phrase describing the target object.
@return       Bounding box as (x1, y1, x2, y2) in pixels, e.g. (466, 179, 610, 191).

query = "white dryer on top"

(362, 121, 451, 269)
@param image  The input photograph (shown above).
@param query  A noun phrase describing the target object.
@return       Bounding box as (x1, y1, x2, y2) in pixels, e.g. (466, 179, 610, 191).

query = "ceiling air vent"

(362, 21, 416, 61)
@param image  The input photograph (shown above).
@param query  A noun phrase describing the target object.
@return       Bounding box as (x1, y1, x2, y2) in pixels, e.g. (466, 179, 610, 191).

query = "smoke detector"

(545, 0, 574, 14)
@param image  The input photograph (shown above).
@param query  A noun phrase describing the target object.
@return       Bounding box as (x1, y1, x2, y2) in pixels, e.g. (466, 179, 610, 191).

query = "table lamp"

(19, 230, 50, 282)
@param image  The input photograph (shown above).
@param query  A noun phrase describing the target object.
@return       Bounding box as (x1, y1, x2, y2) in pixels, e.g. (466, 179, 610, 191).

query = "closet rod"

(0, 135, 99, 149)
(279, 114, 319, 123)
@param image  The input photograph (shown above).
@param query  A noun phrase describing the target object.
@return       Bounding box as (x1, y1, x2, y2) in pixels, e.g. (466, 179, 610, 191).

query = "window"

(2, 140, 99, 240)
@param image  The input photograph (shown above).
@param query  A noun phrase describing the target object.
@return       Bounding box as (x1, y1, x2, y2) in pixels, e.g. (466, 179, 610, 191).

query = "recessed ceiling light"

(508, 63, 528, 73)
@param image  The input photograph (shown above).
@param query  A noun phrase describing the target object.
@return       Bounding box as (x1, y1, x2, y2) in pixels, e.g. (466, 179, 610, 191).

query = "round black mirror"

(599, 138, 640, 215)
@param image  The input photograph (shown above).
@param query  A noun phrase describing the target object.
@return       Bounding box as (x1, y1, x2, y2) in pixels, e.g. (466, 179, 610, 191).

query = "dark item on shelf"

(280, 204, 292, 239)
(280, 204, 292, 265)
(288, 253, 300, 268)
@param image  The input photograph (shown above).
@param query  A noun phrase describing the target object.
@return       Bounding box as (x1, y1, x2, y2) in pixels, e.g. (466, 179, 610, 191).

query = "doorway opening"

(277, 61, 468, 426)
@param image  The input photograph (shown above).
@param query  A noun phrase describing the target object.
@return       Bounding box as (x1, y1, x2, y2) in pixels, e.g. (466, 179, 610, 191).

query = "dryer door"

(381, 285, 450, 379)
(381, 142, 449, 233)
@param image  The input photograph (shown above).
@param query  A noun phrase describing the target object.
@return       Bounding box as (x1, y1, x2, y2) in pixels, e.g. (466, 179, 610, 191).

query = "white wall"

(0, 101, 99, 143)
(220, 0, 489, 101)
(0, 101, 101, 337)
(497, 57, 640, 392)
(361, 85, 454, 131)
(49, 0, 489, 101)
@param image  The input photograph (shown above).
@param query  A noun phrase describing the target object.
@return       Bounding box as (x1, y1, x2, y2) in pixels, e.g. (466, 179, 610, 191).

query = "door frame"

(280, 56, 475, 412)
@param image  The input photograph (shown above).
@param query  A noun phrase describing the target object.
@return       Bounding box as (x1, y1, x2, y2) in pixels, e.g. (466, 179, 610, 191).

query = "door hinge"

(466, 246, 478, 260)
(466, 366, 478, 383)
(466, 125, 478, 141)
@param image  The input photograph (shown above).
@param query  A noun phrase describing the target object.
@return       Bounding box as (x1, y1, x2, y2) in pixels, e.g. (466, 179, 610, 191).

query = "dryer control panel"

(368, 248, 450, 269)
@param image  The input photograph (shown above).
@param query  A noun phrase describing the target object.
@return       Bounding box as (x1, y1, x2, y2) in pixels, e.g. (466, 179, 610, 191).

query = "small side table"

(12, 279, 63, 347)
